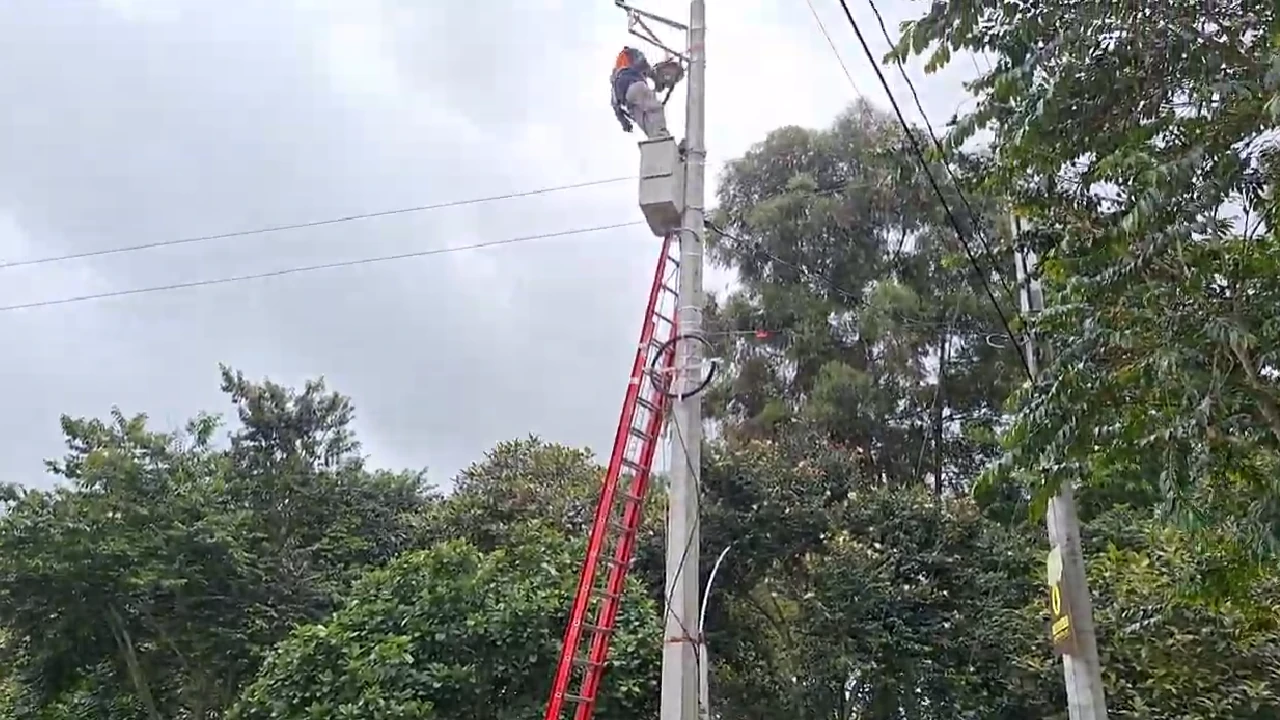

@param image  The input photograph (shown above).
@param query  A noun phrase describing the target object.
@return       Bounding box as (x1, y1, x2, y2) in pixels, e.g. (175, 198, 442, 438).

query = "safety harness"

(609, 47, 684, 133)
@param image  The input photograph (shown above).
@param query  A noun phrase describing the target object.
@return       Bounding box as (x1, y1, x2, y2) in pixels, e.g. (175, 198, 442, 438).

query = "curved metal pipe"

(699, 543, 734, 634)
(695, 542, 734, 720)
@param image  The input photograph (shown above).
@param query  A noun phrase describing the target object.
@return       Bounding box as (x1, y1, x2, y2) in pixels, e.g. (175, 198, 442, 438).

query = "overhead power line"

(802, 0, 866, 98)
(833, 0, 1032, 380)
(0, 176, 633, 270)
(0, 221, 643, 313)
(707, 221, 862, 303)
(861, 0, 1016, 305)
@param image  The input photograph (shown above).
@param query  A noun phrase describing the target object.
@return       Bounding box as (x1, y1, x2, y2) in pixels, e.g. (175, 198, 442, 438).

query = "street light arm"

(698, 543, 735, 634)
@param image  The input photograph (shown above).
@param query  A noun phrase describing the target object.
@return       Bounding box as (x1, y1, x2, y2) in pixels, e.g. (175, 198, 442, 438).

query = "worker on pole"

(610, 47, 672, 139)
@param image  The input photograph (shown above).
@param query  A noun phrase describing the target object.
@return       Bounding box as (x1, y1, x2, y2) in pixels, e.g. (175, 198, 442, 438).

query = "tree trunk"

(933, 322, 950, 496)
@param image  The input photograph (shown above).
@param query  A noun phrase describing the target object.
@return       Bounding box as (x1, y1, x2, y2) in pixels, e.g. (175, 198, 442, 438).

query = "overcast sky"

(0, 0, 977, 488)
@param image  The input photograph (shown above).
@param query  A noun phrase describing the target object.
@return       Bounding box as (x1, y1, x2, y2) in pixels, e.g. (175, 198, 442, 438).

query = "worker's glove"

(619, 117, 634, 133)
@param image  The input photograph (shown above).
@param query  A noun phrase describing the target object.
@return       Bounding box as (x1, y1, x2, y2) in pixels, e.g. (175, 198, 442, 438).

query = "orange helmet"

(614, 47, 648, 71)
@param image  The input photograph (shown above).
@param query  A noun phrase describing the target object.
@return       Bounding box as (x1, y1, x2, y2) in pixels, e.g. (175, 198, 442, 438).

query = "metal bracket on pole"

(616, 1, 690, 62)
(615, 0, 689, 30)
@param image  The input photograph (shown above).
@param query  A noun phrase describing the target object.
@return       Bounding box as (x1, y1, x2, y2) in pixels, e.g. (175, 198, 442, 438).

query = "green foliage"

(425, 437, 614, 550)
(1087, 510, 1280, 718)
(0, 351, 1276, 720)
(895, 0, 1280, 552)
(701, 436, 1059, 720)
(0, 411, 255, 719)
(0, 369, 430, 719)
(707, 101, 1020, 495)
(423, 436, 668, 605)
(797, 490, 1057, 720)
(231, 535, 660, 720)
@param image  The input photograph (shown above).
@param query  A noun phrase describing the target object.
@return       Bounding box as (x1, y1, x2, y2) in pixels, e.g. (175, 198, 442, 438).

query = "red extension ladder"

(543, 234, 681, 720)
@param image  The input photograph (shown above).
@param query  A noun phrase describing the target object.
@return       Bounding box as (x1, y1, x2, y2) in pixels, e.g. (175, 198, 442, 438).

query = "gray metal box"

(638, 137, 684, 237)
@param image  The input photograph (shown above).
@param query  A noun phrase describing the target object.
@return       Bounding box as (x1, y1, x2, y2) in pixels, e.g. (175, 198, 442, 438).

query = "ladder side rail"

(574, 317, 678, 720)
(545, 237, 678, 720)
(545, 468, 626, 719)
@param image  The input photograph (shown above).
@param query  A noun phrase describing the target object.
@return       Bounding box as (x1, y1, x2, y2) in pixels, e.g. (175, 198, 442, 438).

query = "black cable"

(832, 0, 1032, 381)
(708, 222, 1016, 355)
(803, 0, 867, 98)
(0, 221, 644, 313)
(650, 333, 718, 400)
(862, 0, 1017, 306)
(0, 176, 633, 270)
(706, 221, 863, 304)
(661, 408, 705, 668)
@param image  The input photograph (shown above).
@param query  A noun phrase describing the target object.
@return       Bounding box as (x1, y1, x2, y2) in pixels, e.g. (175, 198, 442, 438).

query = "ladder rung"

(546, 242, 690, 715)
(600, 555, 627, 568)
(592, 587, 622, 601)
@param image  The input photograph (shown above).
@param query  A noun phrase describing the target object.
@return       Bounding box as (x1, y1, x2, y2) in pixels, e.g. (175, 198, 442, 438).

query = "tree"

(698, 435, 1059, 720)
(699, 435, 1280, 720)
(894, 0, 1280, 551)
(699, 87, 1280, 717)
(217, 366, 431, 608)
(231, 534, 661, 720)
(422, 437, 669, 606)
(1085, 509, 1280, 719)
(0, 411, 254, 719)
(0, 368, 431, 719)
(707, 101, 1021, 496)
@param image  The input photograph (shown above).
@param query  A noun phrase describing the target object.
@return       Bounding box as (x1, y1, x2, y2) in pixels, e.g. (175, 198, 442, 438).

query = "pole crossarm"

(616, 1, 690, 61)
(615, 1, 689, 30)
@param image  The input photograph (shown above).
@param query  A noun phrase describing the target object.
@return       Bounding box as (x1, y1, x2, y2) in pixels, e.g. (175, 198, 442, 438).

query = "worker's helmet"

(615, 46, 650, 72)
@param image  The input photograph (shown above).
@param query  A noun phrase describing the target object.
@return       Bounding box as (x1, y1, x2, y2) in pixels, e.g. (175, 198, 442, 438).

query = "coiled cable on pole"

(649, 332, 717, 400)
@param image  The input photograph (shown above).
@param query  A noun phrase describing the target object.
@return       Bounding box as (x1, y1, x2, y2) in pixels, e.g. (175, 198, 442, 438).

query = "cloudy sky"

(0, 0, 979, 488)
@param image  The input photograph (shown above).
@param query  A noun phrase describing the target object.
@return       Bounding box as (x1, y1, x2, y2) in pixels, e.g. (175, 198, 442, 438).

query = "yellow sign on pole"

(1047, 546, 1075, 655)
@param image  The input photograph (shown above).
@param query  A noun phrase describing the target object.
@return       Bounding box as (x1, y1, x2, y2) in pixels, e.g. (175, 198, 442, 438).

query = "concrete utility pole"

(1013, 223, 1109, 720)
(625, 0, 706, 713)
(663, 0, 707, 718)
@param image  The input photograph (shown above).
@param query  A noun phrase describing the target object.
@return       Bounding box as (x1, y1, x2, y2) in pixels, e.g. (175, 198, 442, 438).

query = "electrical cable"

(832, 0, 1032, 381)
(651, 333, 718, 400)
(661, 407, 704, 675)
(802, 0, 867, 99)
(707, 221, 863, 304)
(861, 0, 1017, 306)
(0, 176, 634, 270)
(709, 222, 1016, 355)
(0, 221, 644, 313)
